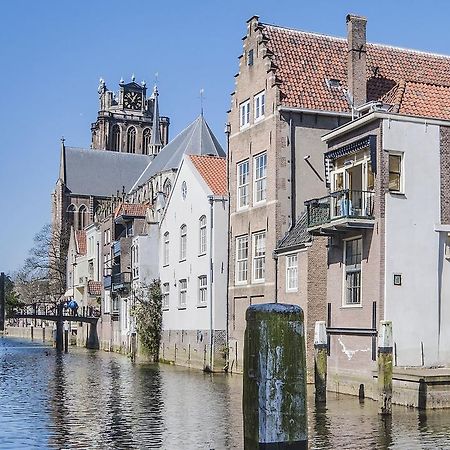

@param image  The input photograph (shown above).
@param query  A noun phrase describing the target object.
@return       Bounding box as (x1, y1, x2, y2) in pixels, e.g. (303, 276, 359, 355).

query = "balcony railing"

(111, 272, 131, 291)
(305, 190, 375, 229)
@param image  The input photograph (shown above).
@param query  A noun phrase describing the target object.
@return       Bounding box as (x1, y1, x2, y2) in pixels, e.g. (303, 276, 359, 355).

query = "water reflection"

(2, 337, 450, 449)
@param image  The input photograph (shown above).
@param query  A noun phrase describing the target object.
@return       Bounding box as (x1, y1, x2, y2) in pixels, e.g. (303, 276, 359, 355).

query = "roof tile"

(189, 155, 228, 196)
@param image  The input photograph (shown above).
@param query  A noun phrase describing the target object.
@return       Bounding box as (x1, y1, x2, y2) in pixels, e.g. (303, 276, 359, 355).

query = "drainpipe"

(289, 113, 297, 227)
(224, 122, 231, 367)
(208, 196, 214, 370)
(273, 251, 279, 303)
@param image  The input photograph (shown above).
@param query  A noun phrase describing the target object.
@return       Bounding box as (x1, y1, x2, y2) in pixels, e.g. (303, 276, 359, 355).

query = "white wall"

(383, 119, 441, 366)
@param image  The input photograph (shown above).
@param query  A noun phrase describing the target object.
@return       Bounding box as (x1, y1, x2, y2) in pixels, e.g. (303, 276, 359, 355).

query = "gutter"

(279, 106, 352, 118)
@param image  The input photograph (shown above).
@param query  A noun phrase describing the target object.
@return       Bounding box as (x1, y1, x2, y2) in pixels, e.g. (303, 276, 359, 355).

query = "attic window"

(326, 79, 341, 89)
(247, 49, 254, 66)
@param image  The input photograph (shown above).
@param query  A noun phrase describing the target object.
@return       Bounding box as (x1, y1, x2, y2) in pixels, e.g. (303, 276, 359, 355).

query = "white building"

(159, 154, 228, 371)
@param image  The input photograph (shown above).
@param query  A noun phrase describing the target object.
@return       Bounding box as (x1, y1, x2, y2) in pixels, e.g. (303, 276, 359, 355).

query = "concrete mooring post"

(314, 321, 327, 404)
(243, 303, 307, 449)
(378, 320, 393, 415)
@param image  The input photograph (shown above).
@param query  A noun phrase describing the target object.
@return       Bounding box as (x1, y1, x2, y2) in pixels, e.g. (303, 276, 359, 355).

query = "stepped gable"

(64, 147, 151, 197)
(189, 155, 227, 196)
(259, 22, 450, 119)
(130, 115, 225, 192)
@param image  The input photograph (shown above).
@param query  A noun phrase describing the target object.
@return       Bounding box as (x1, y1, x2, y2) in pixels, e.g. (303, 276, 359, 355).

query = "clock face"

(124, 91, 142, 110)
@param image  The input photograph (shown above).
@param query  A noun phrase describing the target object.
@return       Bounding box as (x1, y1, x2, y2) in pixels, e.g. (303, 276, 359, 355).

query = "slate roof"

(189, 155, 227, 196)
(130, 115, 225, 192)
(64, 147, 151, 197)
(276, 213, 311, 252)
(75, 230, 87, 255)
(261, 23, 450, 119)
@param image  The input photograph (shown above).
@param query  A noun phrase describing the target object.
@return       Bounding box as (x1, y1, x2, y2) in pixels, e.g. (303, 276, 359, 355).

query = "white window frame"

(235, 235, 248, 284)
(254, 91, 265, 122)
(239, 100, 250, 128)
(286, 254, 298, 292)
(163, 232, 169, 266)
(253, 152, 267, 204)
(198, 276, 207, 306)
(237, 160, 250, 210)
(199, 216, 207, 255)
(162, 283, 170, 310)
(104, 290, 111, 314)
(342, 236, 363, 307)
(388, 151, 404, 194)
(179, 279, 187, 308)
(252, 231, 266, 283)
(180, 225, 187, 261)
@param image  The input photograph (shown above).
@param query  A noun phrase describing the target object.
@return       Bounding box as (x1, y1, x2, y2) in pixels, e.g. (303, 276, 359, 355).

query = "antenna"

(199, 88, 205, 116)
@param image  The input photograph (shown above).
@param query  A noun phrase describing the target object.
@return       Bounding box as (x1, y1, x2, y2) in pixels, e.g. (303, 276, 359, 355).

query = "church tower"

(90, 76, 169, 155)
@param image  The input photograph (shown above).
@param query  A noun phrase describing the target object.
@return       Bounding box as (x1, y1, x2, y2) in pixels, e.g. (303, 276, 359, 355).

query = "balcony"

(111, 272, 131, 292)
(305, 190, 375, 235)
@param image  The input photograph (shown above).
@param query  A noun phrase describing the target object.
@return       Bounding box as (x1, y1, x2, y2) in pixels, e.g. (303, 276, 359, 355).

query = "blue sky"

(1, 0, 450, 274)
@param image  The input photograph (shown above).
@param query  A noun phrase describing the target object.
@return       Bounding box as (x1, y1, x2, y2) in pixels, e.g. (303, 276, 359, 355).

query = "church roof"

(130, 115, 225, 192)
(63, 147, 151, 197)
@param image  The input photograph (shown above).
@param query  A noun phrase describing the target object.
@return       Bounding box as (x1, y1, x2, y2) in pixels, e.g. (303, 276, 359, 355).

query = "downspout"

(289, 113, 297, 226)
(273, 251, 279, 303)
(225, 123, 231, 370)
(208, 196, 214, 371)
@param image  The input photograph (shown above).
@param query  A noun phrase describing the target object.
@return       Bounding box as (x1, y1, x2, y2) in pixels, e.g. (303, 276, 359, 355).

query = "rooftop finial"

(142, 79, 146, 87)
(131, 73, 135, 82)
(120, 76, 124, 84)
(199, 88, 205, 116)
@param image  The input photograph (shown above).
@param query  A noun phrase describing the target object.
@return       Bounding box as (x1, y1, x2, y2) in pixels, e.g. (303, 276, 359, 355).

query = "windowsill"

(235, 280, 248, 286)
(389, 191, 406, 197)
(254, 116, 265, 123)
(252, 200, 267, 208)
(240, 124, 250, 131)
(341, 304, 363, 309)
(162, 264, 169, 268)
(198, 253, 206, 258)
(178, 306, 187, 310)
(162, 307, 169, 311)
(197, 304, 207, 309)
(179, 259, 186, 263)
(237, 205, 249, 212)
(286, 289, 298, 293)
(252, 279, 265, 284)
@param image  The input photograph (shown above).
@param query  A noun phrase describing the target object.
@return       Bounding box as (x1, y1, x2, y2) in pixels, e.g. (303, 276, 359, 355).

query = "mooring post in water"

(64, 322, 69, 353)
(0, 272, 5, 332)
(378, 320, 393, 415)
(55, 303, 64, 352)
(314, 320, 327, 404)
(30, 323, 34, 340)
(42, 322, 46, 342)
(243, 303, 307, 449)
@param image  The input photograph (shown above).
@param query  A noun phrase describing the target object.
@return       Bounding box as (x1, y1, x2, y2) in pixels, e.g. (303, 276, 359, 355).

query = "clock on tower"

(123, 90, 143, 110)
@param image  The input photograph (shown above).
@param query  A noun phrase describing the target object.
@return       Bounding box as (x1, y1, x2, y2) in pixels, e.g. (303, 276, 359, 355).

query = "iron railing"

(306, 190, 375, 228)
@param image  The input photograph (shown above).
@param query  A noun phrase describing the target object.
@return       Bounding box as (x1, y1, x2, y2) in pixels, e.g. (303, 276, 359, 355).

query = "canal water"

(1, 337, 450, 449)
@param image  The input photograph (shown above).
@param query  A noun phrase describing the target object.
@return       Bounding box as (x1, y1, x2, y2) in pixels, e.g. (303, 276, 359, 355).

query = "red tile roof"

(114, 203, 147, 218)
(75, 230, 87, 255)
(260, 23, 450, 119)
(189, 155, 227, 196)
(88, 281, 102, 296)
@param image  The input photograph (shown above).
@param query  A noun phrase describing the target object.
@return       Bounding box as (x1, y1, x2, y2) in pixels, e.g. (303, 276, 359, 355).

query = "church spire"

(149, 85, 162, 155)
(59, 137, 66, 183)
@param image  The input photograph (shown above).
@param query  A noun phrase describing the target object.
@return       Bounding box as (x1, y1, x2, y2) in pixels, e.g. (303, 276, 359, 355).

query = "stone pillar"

(378, 320, 393, 415)
(243, 303, 308, 449)
(314, 321, 327, 404)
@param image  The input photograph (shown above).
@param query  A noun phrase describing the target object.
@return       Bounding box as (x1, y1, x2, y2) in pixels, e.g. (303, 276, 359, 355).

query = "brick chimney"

(346, 14, 367, 107)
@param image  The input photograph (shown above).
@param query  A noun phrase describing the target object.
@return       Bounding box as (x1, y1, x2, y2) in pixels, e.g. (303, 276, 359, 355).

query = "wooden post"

(64, 322, 69, 353)
(243, 303, 307, 449)
(0, 272, 5, 332)
(378, 320, 393, 415)
(314, 321, 327, 404)
(30, 324, 34, 340)
(42, 323, 46, 342)
(55, 303, 64, 352)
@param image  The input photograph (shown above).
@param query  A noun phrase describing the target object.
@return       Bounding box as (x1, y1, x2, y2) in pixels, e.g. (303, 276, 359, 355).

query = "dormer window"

(326, 78, 341, 89)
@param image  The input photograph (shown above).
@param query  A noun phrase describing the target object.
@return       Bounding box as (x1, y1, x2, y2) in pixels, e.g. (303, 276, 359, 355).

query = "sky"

(2, 0, 450, 274)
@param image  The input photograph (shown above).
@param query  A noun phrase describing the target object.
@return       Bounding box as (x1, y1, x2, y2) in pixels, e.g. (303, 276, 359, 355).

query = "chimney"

(346, 14, 367, 108)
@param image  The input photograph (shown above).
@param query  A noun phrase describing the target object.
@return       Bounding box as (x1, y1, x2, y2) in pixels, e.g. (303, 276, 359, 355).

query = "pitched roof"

(114, 202, 147, 218)
(75, 230, 87, 255)
(130, 115, 225, 192)
(88, 281, 102, 296)
(276, 213, 310, 252)
(64, 147, 151, 197)
(260, 23, 450, 119)
(189, 155, 227, 196)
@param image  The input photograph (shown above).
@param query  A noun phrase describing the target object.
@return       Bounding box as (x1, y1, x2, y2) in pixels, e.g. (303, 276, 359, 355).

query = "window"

(179, 279, 187, 308)
(162, 283, 170, 309)
(104, 229, 111, 245)
(104, 290, 111, 314)
(78, 205, 87, 230)
(254, 153, 267, 203)
(199, 216, 207, 255)
(143, 128, 151, 154)
(344, 238, 362, 305)
(198, 276, 207, 305)
(111, 125, 121, 151)
(67, 204, 77, 228)
(252, 231, 266, 282)
(127, 126, 136, 153)
(254, 91, 265, 121)
(247, 49, 254, 66)
(163, 232, 169, 266)
(389, 153, 403, 192)
(240, 100, 250, 128)
(286, 254, 298, 291)
(132, 245, 139, 278)
(237, 160, 249, 209)
(180, 225, 187, 260)
(163, 180, 172, 198)
(235, 235, 249, 283)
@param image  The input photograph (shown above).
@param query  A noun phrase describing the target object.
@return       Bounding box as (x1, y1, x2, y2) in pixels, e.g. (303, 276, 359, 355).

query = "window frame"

(163, 231, 169, 266)
(388, 151, 404, 194)
(239, 100, 250, 129)
(253, 152, 267, 204)
(198, 275, 207, 306)
(179, 279, 187, 309)
(342, 236, 363, 307)
(286, 253, 298, 292)
(254, 91, 265, 122)
(199, 215, 207, 255)
(252, 231, 266, 283)
(235, 235, 249, 284)
(237, 159, 250, 210)
(179, 225, 187, 261)
(162, 282, 170, 310)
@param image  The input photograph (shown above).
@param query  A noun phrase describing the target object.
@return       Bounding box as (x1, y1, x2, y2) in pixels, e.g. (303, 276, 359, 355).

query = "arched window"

(199, 215, 207, 255)
(111, 124, 121, 151)
(180, 225, 187, 260)
(163, 179, 172, 198)
(78, 205, 87, 230)
(143, 128, 151, 155)
(67, 204, 77, 228)
(127, 126, 136, 153)
(163, 232, 169, 266)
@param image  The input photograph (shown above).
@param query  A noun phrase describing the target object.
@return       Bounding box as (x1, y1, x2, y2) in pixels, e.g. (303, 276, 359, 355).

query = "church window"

(67, 204, 77, 228)
(143, 128, 151, 155)
(111, 125, 121, 151)
(163, 180, 172, 198)
(78, 205, 87, 230)
(127, 127, 136, 153)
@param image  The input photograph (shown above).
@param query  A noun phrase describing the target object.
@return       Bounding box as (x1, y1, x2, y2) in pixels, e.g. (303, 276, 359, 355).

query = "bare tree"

(14, 224, 69, 307)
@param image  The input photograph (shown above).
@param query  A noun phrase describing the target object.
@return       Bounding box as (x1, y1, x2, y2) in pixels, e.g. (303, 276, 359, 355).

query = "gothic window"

(143, 128, 151, 155)
(127, 126, 136, 153)
(163, 180, 172, 198)
(67, 204, 77, 228)
(111, 125, 121, 151)
(78, 205, 87, 230)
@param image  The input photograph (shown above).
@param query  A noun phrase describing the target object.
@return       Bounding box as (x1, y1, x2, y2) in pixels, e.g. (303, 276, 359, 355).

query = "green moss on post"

(243, 303, 307, 449)
(378, 320, 393, 415)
